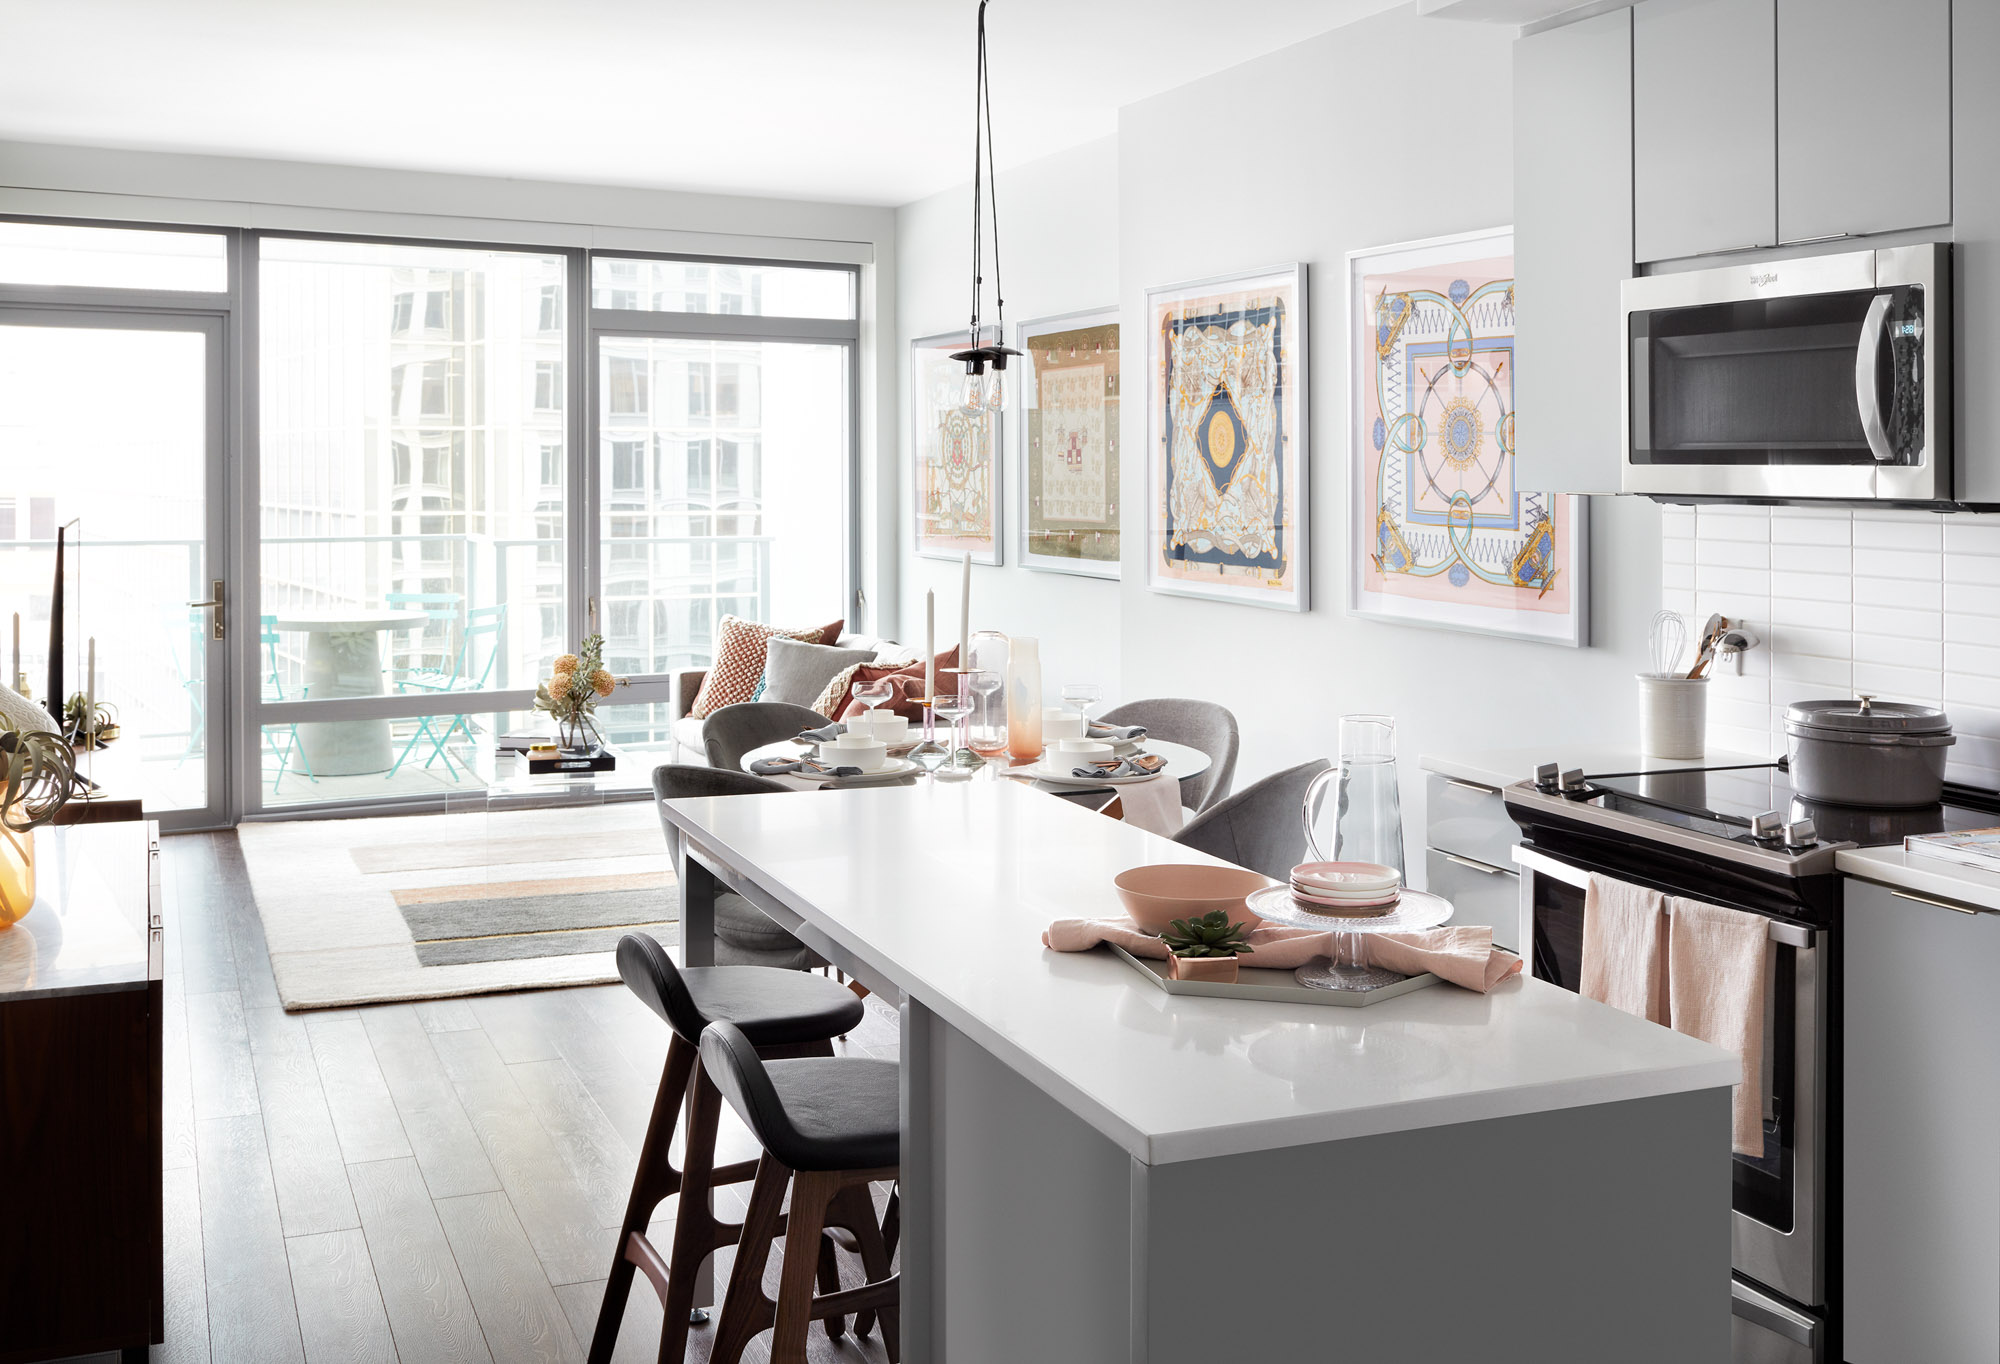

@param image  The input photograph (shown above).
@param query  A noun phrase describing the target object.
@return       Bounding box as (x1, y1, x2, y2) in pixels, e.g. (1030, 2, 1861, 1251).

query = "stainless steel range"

(1505, 759, 2000, 1363)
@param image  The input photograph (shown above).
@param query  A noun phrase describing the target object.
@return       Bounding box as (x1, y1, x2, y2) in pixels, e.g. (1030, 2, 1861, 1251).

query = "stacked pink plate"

(1289, 861, 1402, 916)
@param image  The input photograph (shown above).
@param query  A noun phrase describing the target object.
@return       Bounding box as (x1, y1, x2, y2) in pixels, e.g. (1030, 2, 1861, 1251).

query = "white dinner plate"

(1023, 758, 1165, 787)
(814, 756, 922, 780)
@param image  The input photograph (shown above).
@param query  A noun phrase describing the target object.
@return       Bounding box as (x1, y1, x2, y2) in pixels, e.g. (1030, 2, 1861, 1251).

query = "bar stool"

(587, 932, 867, 1364)
(699, 1019, 901, 1364)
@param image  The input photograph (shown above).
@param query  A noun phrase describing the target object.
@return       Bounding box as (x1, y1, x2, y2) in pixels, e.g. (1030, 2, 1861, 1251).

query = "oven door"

(1621, 243, 1948, 502)
(1514, 844, 1830, 1315)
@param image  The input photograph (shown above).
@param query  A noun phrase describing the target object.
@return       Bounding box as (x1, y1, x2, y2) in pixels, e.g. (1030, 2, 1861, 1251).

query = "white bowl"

(1056, 738, 1114, 765)
(864, 713, 910, 744)
(825, 735, 888, 772)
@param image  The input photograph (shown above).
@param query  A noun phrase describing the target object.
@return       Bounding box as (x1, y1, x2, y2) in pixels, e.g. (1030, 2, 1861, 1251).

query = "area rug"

(237, 802, 676, 1010)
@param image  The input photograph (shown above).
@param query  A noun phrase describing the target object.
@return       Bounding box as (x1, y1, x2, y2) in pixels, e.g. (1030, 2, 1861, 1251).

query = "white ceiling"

(0, 0, 1405, 207)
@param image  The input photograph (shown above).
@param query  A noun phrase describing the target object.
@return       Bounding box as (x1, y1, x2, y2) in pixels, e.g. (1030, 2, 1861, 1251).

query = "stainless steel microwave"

(1622, 243, 1951, 502)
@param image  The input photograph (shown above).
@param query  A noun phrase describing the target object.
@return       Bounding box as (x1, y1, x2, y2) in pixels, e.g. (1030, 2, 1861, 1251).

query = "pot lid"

(1785, 695, 1951, 735)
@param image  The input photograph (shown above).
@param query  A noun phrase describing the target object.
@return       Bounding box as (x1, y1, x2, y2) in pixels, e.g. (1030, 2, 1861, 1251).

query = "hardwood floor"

(53, 830, 899, 1364)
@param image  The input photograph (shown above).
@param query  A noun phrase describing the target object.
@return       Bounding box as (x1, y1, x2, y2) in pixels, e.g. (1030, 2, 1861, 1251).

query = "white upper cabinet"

(1778, 0, 1951, 245)
(1635, 0, 1778, 264)
(1955, 0, 2000, 505)
(1512, 7, 1633, 495)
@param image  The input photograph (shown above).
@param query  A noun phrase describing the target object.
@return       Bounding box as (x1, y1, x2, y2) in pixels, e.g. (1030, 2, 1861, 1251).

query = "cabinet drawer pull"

(1890, 889, 1992, 917)
(1441, 776, 1501, 796)
(1779, 231, 1850, 247)
(1694, 242, 1768, 257)
(1442, 852, 1507, 876)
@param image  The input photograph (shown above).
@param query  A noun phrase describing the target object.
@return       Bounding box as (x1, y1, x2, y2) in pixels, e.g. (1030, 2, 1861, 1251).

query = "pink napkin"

(1043, 917, 1524, 994)
(1109, 775, 1185, 837)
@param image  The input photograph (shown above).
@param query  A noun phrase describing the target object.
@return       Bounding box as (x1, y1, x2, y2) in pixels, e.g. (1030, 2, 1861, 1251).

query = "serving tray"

(1108, 944, 1439, 1008)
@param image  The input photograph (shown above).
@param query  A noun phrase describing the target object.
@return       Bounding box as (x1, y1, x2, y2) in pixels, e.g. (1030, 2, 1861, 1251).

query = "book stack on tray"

(1903, 828, 2000, 873)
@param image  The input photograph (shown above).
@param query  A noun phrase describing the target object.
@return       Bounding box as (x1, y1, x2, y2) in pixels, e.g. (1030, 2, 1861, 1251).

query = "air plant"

(1161, 910, 1255, 959)
(62, 691, 118, 745)
(0, 723, 76, 831)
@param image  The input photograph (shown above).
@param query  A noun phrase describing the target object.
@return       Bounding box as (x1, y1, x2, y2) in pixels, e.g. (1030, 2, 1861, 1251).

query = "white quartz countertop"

(662, 781, 1740, 1165)
(1836, 845, 2000, 913)
(1420, 745, 1776, 792)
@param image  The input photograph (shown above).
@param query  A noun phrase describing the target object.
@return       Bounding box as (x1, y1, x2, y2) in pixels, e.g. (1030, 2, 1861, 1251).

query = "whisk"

(1649, 609, 1688, 678)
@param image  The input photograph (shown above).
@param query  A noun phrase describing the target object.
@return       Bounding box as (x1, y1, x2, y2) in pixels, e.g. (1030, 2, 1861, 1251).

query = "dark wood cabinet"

(0, 821, 163, 1364)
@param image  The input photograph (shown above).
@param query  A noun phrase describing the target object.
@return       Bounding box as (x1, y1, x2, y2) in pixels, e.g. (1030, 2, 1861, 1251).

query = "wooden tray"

(1108, 944, 1440, 1008)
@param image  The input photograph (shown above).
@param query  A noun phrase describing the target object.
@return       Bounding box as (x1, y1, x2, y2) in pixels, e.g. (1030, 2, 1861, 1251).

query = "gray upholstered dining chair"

(701, 700, 832, 773)
(652, 764, 825, 971)
(1098, 698, 1240, 813)
(1172, 758, 1330, 883)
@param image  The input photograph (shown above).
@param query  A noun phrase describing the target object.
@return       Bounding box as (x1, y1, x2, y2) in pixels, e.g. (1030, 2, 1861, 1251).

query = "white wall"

(895, 6, 1669, 852)
(895, 137, 1123, 696)
(0, 139, 904, 638)
(1665, 504, 2000, 789)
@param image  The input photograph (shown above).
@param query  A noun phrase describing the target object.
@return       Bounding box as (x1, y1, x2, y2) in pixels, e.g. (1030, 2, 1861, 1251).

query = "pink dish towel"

(1581, 874, 1670, 1026)
(1042, 917, 1523, 994)
(1667, 896, 1772, 1156)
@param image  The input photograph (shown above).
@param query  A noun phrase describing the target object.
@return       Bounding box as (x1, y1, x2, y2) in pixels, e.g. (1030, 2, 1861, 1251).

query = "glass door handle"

(187, 580, 225, 640)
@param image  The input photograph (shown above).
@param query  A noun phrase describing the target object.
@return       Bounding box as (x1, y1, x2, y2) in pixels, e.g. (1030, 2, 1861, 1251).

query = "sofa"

(665, 632, 915, 767)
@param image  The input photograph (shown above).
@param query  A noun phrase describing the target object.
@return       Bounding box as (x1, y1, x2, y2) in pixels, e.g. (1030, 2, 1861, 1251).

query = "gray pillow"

(757, 637, 878, 709)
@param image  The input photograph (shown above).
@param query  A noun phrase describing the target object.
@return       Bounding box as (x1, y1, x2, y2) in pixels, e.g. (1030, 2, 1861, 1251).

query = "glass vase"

(0, 824, 35, 929)
(1302, 714, 1405, 876)
(1005, 636, 1043, 764)
(967, 630, 1010, 755)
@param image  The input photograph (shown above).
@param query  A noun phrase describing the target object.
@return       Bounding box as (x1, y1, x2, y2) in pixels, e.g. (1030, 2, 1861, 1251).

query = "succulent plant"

(1161, 909, 1255, 959)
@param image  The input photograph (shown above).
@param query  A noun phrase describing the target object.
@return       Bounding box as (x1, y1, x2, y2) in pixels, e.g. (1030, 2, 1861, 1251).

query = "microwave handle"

(1855, 292, 1895, 463)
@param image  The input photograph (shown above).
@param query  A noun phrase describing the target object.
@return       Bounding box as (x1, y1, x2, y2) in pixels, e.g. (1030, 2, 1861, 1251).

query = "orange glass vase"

(0, 824, 35, 929)
(1005, 636, 1042, 764)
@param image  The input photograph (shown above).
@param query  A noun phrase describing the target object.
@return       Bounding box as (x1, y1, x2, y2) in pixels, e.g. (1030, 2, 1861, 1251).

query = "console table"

(0, 820, 162, 1363)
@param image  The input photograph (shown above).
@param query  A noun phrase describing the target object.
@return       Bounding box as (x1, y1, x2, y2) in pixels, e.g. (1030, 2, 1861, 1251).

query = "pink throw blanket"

(1044, 917, 1524, 994)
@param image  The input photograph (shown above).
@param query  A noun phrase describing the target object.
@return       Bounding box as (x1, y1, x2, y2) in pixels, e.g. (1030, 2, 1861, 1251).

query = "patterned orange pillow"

(690, 616, 844, 718)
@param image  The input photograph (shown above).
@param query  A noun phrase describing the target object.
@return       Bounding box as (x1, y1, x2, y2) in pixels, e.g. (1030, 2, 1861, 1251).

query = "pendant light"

(951, 0, 1018, 416)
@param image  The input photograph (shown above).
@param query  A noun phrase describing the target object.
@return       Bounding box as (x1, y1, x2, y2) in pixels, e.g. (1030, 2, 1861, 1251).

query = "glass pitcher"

(1302, 715, 1405, 875)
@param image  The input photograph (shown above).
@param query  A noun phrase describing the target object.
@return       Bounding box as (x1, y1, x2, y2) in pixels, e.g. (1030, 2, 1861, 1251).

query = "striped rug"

(238, 801, 674, 1010)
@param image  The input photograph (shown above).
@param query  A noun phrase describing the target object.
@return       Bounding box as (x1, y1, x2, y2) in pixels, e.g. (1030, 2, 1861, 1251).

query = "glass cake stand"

(1244, 884, 1454, 993)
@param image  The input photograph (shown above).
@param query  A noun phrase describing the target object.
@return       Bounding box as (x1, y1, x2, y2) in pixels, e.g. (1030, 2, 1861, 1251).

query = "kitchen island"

(661, 780, 1741, 1363)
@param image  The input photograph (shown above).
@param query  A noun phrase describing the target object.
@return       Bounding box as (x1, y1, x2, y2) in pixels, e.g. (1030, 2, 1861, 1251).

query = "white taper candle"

(959, 551, 971, 667)
(924, 590, 935, 700)
(86, 636, 96, 735)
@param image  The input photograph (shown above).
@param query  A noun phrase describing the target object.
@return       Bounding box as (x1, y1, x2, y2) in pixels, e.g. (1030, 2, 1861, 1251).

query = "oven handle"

(1855, 291, 1895, 463)
(1511, 845, 1818, 948)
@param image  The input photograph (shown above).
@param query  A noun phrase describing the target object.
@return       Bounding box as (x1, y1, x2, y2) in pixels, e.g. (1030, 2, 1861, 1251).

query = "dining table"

(267, 607, 430, 775)
(735, 733, 1212, 836)
(657, 779, 1741, 1363)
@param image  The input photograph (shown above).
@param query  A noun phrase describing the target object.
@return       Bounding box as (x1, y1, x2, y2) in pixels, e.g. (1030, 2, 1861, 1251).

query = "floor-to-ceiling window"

(587, 257, 856, 752)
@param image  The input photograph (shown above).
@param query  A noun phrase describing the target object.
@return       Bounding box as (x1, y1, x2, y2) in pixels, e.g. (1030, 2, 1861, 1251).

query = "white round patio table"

(267, 608, 431, 776)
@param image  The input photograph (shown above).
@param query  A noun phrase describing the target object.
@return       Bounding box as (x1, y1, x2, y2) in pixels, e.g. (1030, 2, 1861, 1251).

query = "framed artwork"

(1145, 264, 1308, 611)
(912, 327, 1003, 564)
(1015, 307, 1120, 578)
(1346, 228, 1588, 647)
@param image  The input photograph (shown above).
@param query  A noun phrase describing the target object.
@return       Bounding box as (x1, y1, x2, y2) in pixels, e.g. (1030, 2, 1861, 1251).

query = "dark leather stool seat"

(617, 932, 863, 1047)
(587, 933, 868, 1364)
(703, 1024, 899, 1172)
(700, 1021, 901, 1364)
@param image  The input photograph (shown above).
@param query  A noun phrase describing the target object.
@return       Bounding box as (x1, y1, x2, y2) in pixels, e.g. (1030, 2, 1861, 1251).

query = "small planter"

(1168, 953, 1240, 985)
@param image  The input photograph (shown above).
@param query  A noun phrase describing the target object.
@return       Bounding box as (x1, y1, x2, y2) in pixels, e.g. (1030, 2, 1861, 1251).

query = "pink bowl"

(1113, 863, 1271, 934)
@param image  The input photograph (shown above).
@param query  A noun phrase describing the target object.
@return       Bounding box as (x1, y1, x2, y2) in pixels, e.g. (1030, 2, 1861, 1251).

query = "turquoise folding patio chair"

(386, 604, 505, 778)
(385, 590, 464, 681)
(260, 614, 317, 794)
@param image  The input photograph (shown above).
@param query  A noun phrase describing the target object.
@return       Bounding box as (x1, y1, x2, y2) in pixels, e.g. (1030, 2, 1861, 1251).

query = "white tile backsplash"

(1665, 506, 2000, 786)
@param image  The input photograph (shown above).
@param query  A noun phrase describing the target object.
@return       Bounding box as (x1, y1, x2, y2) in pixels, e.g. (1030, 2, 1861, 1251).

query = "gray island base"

(662, 782, 1740, 1364)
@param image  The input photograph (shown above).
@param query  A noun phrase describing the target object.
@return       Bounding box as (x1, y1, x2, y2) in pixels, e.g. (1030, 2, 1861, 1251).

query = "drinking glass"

(851, 678, 895, 732)
(934, 673, 977, 768)
(1060, 682, 1103, 732)
(967, 650, 1008, 755)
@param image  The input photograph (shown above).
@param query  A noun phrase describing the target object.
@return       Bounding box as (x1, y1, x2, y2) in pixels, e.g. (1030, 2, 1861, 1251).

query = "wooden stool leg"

(816, 1229, 846, 1339)
(589, 1033, 695, 1364)
(844, 1183, 897, 1356)
(709, 1154, 789, 1364)
(770, 1170, 841, 1364)
(657, 1060, 725, 1364)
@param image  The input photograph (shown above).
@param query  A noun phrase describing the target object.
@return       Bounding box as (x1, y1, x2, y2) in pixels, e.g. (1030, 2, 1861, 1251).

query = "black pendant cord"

(981, 4, 1004, 347)
(967, 0, 988, 349)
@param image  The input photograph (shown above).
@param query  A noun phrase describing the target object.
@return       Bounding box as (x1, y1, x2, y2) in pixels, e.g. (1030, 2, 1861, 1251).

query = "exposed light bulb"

(958, 370, 985, 415)
(984, 370, 1006, 411)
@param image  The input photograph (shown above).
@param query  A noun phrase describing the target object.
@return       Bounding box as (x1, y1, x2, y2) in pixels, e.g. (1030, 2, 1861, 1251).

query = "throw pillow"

(758, 637, 878, 710)
(690, 615, 845, 719)
(814, 646, 962, 722)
